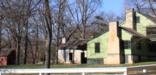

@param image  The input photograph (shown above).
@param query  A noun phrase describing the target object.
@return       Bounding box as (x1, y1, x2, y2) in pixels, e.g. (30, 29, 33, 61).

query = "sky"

(101, 0, 124, 16)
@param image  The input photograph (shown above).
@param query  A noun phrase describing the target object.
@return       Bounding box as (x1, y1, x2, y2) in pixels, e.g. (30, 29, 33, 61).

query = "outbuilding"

(0, 49, 16, 66)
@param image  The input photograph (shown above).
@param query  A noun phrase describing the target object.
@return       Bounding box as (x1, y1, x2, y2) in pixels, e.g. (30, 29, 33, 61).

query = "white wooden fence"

(0, 67, 127, 75)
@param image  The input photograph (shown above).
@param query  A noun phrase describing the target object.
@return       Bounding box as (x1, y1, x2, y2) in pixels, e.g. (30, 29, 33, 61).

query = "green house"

(87, 9, 156, 64)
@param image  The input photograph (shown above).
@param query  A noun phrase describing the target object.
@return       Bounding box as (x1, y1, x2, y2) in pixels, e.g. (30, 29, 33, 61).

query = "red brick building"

(0, 49, 16, 66)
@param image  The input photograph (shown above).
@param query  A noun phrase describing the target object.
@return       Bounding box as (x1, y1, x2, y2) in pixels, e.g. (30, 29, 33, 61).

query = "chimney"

(125, 8, 135, 29)
(105, 21, 121, 64)
(108, 21, 120, 54)
(61, 37, 66, 44)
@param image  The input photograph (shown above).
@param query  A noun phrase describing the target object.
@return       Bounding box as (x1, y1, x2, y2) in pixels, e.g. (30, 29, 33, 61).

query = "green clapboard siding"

(121, 12, 156, 55)
(87, 32, 109, 59)
(136, 13, 155, 36)
(87, 11, 156, 60)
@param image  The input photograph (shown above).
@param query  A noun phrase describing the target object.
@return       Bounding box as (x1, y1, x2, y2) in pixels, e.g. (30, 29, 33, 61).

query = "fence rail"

(1, 64, 155, 75)
(127, 64, 156, 75)
(0, 67, 127, 75)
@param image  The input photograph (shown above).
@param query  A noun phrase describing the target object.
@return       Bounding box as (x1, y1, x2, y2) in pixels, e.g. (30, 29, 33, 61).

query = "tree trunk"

(17, 23, 21, 65)
(17, 37, 21, 65)
(47, 34, 52, 68)
(0, 19, 2, 51)
(35, 24, 39, 64)
(24, 23, 28, 64)
(44, 0, 53, 68)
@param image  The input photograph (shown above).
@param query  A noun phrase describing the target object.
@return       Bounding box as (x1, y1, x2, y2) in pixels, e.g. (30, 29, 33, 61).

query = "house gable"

(87, 32, 109, 59)
(119, 10, 156, 60)
(121, 11, 156, 37)
(136, 12, 156, 36)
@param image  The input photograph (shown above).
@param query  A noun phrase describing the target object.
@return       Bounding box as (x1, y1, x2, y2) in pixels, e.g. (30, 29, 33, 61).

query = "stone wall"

(58, 49, 86, 64)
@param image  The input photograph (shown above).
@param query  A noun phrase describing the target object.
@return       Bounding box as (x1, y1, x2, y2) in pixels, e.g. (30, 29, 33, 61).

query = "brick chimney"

(125, 8, 135, 29)
(105, 21, 121, 64)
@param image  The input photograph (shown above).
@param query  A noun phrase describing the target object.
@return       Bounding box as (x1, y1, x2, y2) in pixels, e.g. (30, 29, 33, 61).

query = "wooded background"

(0, 0, 156, 68)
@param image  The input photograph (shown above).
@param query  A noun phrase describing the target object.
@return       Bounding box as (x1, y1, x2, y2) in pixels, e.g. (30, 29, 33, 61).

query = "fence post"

(82, 72, 85, 75)
(39, 73, 42, 75)
(124, 71, 127, 75)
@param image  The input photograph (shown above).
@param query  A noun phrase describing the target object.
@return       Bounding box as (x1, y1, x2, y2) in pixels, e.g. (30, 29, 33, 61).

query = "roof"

(68, 39, 87, 49)
(120, 27, 148, 38)
(60, 39, 87, 50)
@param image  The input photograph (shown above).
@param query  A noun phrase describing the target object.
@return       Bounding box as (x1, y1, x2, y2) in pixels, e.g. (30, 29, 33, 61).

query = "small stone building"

(58, 40, 87, 64)
(58, 49, 86, 64)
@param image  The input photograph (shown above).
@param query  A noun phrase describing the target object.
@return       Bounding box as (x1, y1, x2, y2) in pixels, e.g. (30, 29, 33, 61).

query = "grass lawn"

(1, 61, 156, 68)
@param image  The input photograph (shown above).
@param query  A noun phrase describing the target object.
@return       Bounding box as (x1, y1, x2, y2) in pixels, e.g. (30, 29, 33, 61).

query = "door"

(81, 52, 87, 64)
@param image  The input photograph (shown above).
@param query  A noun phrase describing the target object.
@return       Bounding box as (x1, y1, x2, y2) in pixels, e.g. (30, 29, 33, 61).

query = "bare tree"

(62, 0, 102, 47)
(0, 0, 111, 66)
(0, 0, 26, 64)
(0, 15, 2, 51)
(126, 0, 156, 17)
(0, 0, 39, 64)
(54, 0, 67, 63)
(44, 0, 53, 68)
(75, 0, 102, 39)
(23, 0, 41, 64)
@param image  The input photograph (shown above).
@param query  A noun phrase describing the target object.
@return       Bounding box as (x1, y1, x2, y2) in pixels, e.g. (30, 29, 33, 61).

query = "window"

(136, 16, 140, 23)
(124, 41, 131, 49)
(146, 27, 156, 39)
(95, 43, 100, 53)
